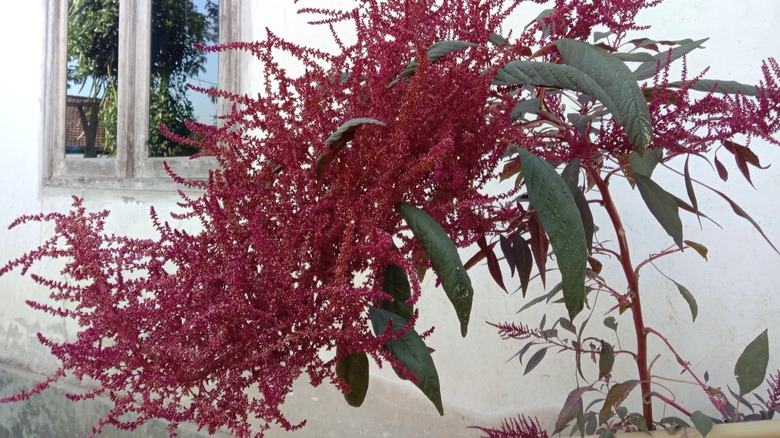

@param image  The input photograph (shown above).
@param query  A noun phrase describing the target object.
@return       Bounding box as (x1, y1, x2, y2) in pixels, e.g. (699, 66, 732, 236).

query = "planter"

(585, 420, 780, 438)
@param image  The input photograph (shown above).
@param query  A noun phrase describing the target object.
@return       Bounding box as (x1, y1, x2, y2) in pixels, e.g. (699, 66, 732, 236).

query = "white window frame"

(44, 0, 240, 190)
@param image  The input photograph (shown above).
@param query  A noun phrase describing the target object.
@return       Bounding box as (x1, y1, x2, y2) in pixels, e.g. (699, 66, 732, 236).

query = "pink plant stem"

(645, 327, 731, 418)
(586, 164, 654, 430)
(647, 391, 692, 417)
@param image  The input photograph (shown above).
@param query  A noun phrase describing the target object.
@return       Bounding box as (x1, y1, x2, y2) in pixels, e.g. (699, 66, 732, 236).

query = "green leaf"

(561, 159, 594, 253)
(613, 52, 656, 62)
(684, 240, 708, 261)
(629, 148, 663, 178)
(599, 380, 639, 425)
(556, 39, 653, 153)
(633, 39, 708, 81)
(633, 173, 683, 248)
(661, 416, 690, 431)
(397, 203, 474, 336)
(690, 411, 713, 438)
(603, 316, 618, 331)
(496, 39, 653, 152)
(734, 329, 769, 396)
(380, 264, 414, 321)
(628, 413, 650, 433)
(668, 79, 757, 96)
(673, 281, 698, 322)
(518, 149, 587, 320)
(369, 307, 444, 415)
(427, 40, 479, 62)
(326, 118, 386, 150)
(599, 341, 615, 379)
(335, 352, 370, 407)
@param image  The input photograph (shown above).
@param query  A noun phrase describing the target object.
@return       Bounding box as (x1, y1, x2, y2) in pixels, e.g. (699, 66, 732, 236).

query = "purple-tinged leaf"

(599, 380, 639, 424)
(499, 235, 516, 277)
(527, 213, 549, 288)
(513, 234, 534, 297)
(554, 385, 593, 434)
(704, 370, 709, 383)
(479, 236, 507, 293)
(524, 347, 549, 375)
(711, 189, 779, 254)
(539, 314, 547, 331)
(557, 317, 577, 334)
(728, 386, 755, 413)
(508, 341, 537, 365)
(714, 154, 729, 181)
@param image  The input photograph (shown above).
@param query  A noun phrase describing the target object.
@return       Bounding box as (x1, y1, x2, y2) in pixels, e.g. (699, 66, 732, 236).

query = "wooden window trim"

(43, 0, 239, 190)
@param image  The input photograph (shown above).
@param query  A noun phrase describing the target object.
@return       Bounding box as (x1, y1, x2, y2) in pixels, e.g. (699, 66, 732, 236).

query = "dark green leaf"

(628, 413, 650, 433)
(593, 31, 612, 42)
(633, 39, 708, 81)
(690, 411, 713, 438)
(511, 98, 542, 120)
(369, 307, 444, 415)
(603, 316, 618, 331)
(427, 40, 479, 63)
(380, 264, 414, 321)
(326, 118, 386, 150)
(735, 329, 769, 395)
(556, 39, 653, 152)
(599, 380, 639, 424)
(518, 149, 587, 320)
(684, 156, 699, 217)
(335, 352, 370, 407)
(629, 148, 663, 178)
(397, 203, 474, 336)
(557, 317, 577, 334)
(673, 281, 698, 322)
(613, 52, 656, 62)
(633, 173, 683, 248)
(497, 40, 653, 152)
(668, 79, 757, 96)
(599, 431, 616, 438)
(599, 342, 615, 379)
(489, 32, 507, 46)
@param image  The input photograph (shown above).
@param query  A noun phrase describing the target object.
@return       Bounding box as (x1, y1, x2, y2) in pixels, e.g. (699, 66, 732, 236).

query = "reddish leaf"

(723, 140, 769, 188)
(714, 154, 729, 181)
(513, 235, 533, 297)
(554, 385, 593, 434)
(712, 188, 779, 254)
(479, 236, 507, 292)
(499, 235, 516, 277)
(599, 380, 640, 425)
(527, 213, 549, 287)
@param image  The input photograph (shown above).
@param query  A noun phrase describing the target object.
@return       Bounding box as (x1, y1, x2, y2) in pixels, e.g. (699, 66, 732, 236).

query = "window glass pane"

(65, 0, 119, 159)
(148, 0, 219, 157)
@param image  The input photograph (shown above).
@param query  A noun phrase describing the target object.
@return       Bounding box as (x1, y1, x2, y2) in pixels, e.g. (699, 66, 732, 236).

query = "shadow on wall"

(0, 365, 228, 438)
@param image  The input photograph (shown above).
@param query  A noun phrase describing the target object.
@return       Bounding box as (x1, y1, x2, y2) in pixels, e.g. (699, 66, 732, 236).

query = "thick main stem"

(587, 165, 654, 429)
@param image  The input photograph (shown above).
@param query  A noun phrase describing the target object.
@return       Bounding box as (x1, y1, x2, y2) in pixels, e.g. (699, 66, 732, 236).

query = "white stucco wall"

(0, 1, 779, 436)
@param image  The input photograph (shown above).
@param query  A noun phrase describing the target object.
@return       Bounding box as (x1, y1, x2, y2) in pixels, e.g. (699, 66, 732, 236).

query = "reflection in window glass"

(148, 0, 219, 157)
(65, 0, 119, 159)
